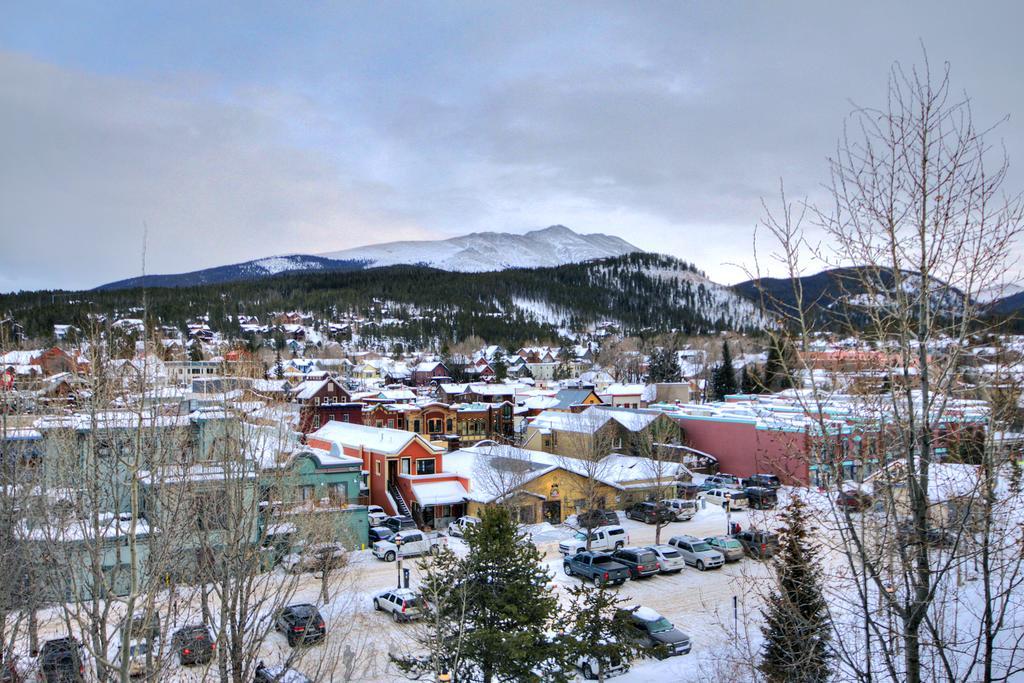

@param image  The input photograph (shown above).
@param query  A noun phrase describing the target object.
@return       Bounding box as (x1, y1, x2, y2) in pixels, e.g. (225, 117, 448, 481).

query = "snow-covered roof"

(410, 479, 470, 506)
(309, 422, 440, 456)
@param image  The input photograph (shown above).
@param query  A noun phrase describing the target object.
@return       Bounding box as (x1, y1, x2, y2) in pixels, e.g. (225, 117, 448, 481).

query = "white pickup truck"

(558, 525, 629, 556)
(447, 515, 480, 538)
(372, 530, 446, 562)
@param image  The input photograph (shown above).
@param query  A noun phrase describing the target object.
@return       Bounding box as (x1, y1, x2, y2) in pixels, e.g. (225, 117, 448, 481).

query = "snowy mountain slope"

(319, 225, 641, 271)
(97, 254, 367, 290)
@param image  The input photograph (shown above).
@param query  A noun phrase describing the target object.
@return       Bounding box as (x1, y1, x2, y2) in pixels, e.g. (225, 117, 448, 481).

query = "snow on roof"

(600, 383, 646, 396)
(295, 378, 330, 401)
(411, 479, 470, 506)
(529, 406, 658, 434)
(20, 513, 150, 542)
(599, 453, 692, 485)
(309, 421, 439, 456)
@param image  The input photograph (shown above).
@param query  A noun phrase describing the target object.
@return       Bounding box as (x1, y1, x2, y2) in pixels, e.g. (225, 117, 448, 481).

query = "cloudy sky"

(2, 2, 1022, 291)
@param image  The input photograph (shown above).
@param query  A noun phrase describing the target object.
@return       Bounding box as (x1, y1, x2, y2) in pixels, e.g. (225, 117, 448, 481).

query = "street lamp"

(395, 534, 404, 588)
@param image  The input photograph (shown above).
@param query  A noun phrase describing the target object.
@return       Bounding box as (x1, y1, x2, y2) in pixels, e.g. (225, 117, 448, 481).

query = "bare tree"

(753, 56, 1024, 683)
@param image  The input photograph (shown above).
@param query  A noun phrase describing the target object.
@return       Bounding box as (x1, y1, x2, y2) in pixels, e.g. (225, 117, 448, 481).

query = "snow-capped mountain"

(318, 225, 640, 271)
(97, 255, 367, 290)
(976, 282, 1024, 304)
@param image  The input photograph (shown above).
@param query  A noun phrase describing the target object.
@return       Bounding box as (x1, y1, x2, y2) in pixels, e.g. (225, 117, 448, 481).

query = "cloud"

(0, 51, 425, 290)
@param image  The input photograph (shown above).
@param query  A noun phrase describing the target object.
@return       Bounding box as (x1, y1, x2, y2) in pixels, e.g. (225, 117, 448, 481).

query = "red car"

(836, 490, 872, 512)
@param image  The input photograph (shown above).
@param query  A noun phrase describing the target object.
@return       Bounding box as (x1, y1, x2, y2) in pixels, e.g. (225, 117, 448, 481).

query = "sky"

(2, 2, 1023, 291)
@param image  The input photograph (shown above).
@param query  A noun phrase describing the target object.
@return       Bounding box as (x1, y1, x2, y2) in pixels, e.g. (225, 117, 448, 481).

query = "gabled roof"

(309, 421, 440, 456)
(553, 388, 601, 410)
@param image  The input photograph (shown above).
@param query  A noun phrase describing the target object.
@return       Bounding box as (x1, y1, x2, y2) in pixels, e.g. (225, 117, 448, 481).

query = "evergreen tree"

(647, 347, 681, 383)
(491, 353, 508, 381)
(740, 365, 761, 394)
(561, 584, 649, 682)
(396, 506, 563, 682)
(710, 340, 738, 400)
(272, 348, 284, 380)
(759, 495, 832, 683)
(765, 336, 794, 391)
(188, 341, 203, 362)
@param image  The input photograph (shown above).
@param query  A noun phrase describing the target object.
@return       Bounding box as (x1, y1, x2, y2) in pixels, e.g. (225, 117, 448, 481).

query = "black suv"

(171, 624, 215, 666)
(624, 502, 674, 525)
(39, 637, 85, 682)
(743, 474, 782, 489)
(734, 530, 780, 559)
(274, 604, 326, 647)
(611, 547, 661, 579)
(576, 509, 619, 529)
(254, 661, 313, 682)
(743, 486, 778, 510)
(383, 515, 417, 533)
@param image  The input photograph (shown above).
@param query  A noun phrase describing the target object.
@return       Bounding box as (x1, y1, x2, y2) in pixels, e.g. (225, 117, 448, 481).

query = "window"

(327, 383, 334, 393)
(387, 419, 394, 429)
(416, 459, 435, 475)
(401, 458, 411, 474)
(314, 397, 320, 405)
(313, 415, 320, 429)
(342, 414, 350, 423)
(413, 419, 421, 433)
(446, 418, 453, 432)
(299, 485, 315, 501)
(427, 418, 442, 433)
(327, 483, 347, 505)
(375, 461, 382, 476)
(376, 420, 383, 428)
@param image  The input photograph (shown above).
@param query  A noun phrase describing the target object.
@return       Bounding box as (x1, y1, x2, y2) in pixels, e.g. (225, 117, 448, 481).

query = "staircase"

(388, 482, 412, 518)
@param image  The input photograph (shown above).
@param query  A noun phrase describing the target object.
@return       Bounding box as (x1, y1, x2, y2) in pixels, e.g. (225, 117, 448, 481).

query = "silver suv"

(667, 535, 725, 571)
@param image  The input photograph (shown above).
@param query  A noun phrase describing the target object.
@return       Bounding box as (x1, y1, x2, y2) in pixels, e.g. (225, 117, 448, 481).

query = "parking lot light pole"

(724, 499, 731, 535)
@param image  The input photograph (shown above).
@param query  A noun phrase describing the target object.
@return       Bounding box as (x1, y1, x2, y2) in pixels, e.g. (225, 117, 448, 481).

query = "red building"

(307, 422, 470, 528)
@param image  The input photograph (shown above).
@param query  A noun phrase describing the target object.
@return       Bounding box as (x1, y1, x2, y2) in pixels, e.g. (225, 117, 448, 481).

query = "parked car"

(576, 509, 620, 529)
(383, 515, 417, 532)
(699, 488, 749, 510)
(117, 639, 150, 678)
(624, 502, 674, 525)
(373, 588, 426, 622)
(368, 526, 395, 544)
(667, 535, 725, 571)
(743, 473, 782, 489)
(274, 604, 326, 647)
(171, 624, 215, 666)
(254, 661, 313, 683)
(447, 515, 481, 538)
(38, 637, 85, 683)
(280, 542, 347, 574)
(121, 612, 161, 642)
(895, 521, 955, 548)
(621, 606, 691, 657)
(733, 530, 780, 559)
(611, 547, 661, 579)
(673, 482, 703, 499)
(702, 474, 743, 490)
(563, 551, 631, 587)
(372, 529, 446, 561)
(558, 525, 629, 555)
(744, 486, 778, 510)
(704, 535, 745, 562)
(576, 644, 628, 680)
(836, 490, 873, 512)
(645, 544, 686, 573)
(367, 505, 388, 526)
(660, 498, 697, 521)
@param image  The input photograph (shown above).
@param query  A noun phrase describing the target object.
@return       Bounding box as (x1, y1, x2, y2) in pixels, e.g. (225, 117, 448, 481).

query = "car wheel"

(392, 610, 401, 623)
(564, 564, 573, 576)
(614, 542, 623, 550)
(594, 575, 604, 587)
(287, 634, 296, 647)
(430, 544, 440, 556)
(697, 560, 705, 571)
(385, 551, 396, 562)
(373, 599, 381, 611)
(583, 662, 596, 680)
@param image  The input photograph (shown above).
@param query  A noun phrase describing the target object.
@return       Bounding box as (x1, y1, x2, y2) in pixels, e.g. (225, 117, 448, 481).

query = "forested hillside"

(3, 253, 767, 346)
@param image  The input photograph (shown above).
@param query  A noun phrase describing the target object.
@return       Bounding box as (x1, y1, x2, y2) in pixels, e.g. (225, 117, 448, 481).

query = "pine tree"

(765, 336, 794, 391)
(647, 347, 681, 383)
(273, 348, 284, 380)
(396, 506, 564, 682)
(740, 365, 761, 394)
(759, 495, 832, 683)
(491, 353, 508, 381)
(561, 584, 649, 682)
(711, 340, 738, 400)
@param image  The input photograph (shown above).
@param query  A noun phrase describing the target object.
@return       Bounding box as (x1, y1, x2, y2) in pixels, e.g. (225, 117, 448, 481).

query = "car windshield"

(691, 542, 712, 552)
(636, 553, 657, 564)
(646, 617, 674, 633)
(723, 539, 742, 548)
(573, 532, 589, 541)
